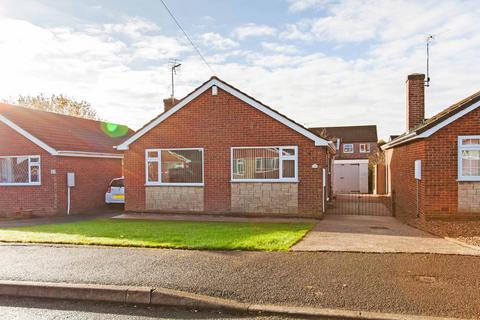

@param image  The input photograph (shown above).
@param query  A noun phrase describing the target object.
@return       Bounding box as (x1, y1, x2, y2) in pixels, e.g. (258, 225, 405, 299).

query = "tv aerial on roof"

(425, 34, 434, 87)
(169, 58, 182, 102)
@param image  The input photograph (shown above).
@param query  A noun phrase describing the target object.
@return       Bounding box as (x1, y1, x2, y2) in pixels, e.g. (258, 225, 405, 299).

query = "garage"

(333, 159, 368, 194)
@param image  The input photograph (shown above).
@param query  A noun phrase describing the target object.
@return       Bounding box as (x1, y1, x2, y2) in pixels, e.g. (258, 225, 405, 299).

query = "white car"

(105, 177, 125, 204)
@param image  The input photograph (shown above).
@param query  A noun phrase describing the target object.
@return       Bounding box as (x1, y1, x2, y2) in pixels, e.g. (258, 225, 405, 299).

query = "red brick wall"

(385, 140, 426, 218)
(124, 87, 329, 214)
(0, 121, 57, 216)
(0, 121, 123, 216)
(422, 107, 480, 218)
(55, 157, 123, 214)
(406, 74, 425, 131)
(387, 107, 480, 219)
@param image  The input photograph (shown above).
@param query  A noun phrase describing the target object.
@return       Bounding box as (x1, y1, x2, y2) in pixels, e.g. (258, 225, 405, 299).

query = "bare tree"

(11, 94, 99, 120)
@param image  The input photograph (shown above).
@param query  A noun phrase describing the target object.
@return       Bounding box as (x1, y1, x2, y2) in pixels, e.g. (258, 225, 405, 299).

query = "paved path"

(112, 213, 319, 224)
(0, 296, 284, 320)
(0, 244, 479, 319)
(292, 215, 480, 255)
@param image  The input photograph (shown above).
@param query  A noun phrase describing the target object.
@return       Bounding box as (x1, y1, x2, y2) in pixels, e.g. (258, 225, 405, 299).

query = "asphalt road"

(0, 244, 479, 319)
(0, 296, 286, 320)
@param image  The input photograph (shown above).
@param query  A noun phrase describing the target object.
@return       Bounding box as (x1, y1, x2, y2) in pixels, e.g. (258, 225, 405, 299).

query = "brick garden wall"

(124, 86, 329, 215)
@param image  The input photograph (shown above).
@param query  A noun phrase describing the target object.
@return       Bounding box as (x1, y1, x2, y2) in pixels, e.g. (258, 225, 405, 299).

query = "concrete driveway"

(292, 214, 480, 255)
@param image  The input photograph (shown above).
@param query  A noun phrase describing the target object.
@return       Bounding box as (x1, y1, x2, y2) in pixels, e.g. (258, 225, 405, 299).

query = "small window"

(145, 148, 203, 185)
(343, 144, 354, 153)
(360, 144, 370, 153)
(232, 147, 297, 182)
(0, 155, 41, 185)
(458, 136, 480, 181)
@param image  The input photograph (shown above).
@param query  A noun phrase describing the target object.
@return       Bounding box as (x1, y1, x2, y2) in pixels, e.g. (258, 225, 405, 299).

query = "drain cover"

(370, 226, 389, 230)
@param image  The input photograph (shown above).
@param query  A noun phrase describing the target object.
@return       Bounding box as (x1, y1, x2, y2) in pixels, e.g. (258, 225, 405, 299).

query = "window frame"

(343, 144, 354, 153)
(231, 146, 298, 182)
(359, 143, 370, 153)
(458, 136, 480, 181)
(0, 155, 41, 186)
(145, 148, 204, 186)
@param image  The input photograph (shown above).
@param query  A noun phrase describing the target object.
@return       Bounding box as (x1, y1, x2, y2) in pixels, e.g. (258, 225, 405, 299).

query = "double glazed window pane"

(161, 150, 202, 183)
(232, 147, 297, 180)
(233, 148, 280, 180)
(461, 150, 480, 176)
(0, 156, 40, 184)
(147, 149, 203, 184)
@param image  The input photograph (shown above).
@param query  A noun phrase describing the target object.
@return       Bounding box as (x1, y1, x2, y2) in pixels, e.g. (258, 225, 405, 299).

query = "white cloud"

(200, 32, 239, 50)
(261, 42, 299, 54)
(233, 23, 277, 40)
(287, 0, 332, 12)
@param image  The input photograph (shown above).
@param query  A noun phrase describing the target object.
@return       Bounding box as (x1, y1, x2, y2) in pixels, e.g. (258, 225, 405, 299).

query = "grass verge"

(0, 219, 314, 251)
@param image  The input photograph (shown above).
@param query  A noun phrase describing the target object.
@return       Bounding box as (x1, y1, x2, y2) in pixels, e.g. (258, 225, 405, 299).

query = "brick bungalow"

(117, 77, 336, 216)
(383, 74, 480, 220)
(310, 125, 378, 194)
(0, 103, 132, 216)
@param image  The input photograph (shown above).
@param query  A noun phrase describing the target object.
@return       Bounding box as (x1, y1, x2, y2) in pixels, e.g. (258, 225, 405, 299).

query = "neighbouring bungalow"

(117, 76, 336, 216)
(0, 103, 133, 217)
(383, 74, 480, 220)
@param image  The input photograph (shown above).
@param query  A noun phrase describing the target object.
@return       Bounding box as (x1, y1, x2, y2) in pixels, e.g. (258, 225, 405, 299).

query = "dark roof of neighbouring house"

(383, 89, 480, 149)
(309, 125, 378, 143)
(0, 103, 134, 154)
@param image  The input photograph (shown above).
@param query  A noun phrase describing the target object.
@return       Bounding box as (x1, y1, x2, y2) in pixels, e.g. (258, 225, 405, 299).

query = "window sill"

(457, 178, 480, 182)
(230, 179, 299, 183)
(145, 183, 204, 187)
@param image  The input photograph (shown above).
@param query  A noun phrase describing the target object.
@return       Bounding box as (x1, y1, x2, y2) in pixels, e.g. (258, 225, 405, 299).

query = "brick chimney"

(163, 97, 179, 113)
(406, 73, 425, 131)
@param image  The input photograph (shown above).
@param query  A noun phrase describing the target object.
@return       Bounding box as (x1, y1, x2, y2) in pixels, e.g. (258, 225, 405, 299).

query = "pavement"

(0, 296, 285, 320)
(292, 214, 480, 255)
(112, 213, 319, 224)
(0, 244, 479, 319)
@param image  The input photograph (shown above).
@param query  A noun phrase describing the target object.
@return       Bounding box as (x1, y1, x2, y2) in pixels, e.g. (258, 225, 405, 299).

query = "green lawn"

(0, 219, 314, 251)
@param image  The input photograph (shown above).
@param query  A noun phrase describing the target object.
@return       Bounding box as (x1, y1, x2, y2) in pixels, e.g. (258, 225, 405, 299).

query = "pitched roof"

(383, 90, 480, 149)
(309, 125, 378, 143)
(0, 103, 133, 156)
(117, 76, 334, 151)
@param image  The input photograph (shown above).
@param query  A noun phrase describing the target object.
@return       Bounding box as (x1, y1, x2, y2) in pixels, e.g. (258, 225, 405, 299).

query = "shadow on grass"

(0, 219, 314, 251)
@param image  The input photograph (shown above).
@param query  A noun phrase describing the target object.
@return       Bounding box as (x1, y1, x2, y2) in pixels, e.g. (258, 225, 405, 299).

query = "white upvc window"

(360, 143, 370, 153)
(458, 136, 480, 181)
(343, 144, 354, 153)
(0, 155, 41, 186)
(231, 146, 298, 182)
(145, 148, 204, 186)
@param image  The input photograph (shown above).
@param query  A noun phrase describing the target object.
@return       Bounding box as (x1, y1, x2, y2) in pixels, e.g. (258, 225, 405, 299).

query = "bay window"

(0, 155, 41, 185)
(146, 148, 203, 185)
(231, 146, 298, 182)
(458, 136, 480, 181)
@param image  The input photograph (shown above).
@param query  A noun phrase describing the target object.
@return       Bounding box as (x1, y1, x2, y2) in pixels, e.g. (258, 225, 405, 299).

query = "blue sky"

(1, 0, 479, 139)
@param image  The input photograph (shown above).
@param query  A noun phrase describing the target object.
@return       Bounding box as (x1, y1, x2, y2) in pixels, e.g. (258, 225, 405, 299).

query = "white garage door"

(334, 163, 360, 193)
